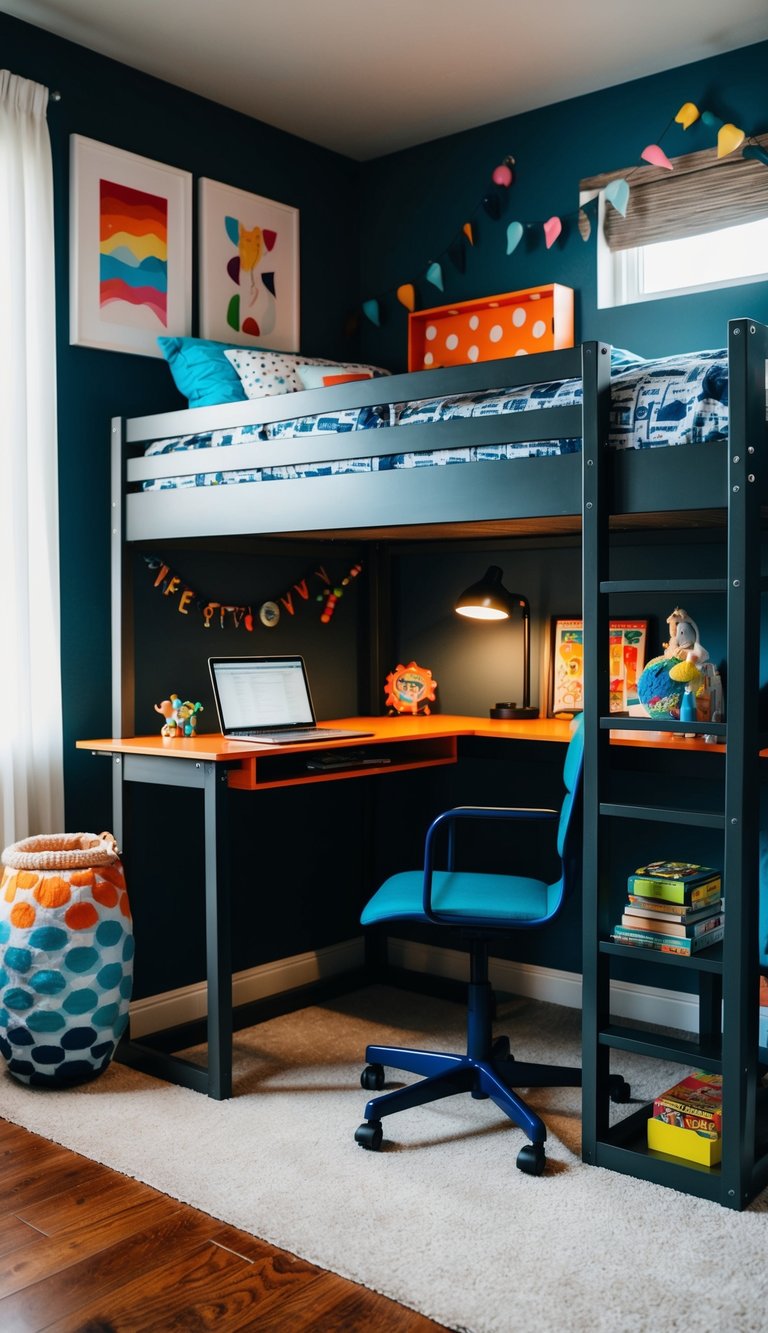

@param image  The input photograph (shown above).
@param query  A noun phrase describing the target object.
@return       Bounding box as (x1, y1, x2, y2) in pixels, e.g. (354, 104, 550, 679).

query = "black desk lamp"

(454, 565, 538, 719)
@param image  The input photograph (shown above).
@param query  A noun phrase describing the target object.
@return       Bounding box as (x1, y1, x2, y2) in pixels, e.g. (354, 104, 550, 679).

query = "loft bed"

(111, 320, 767, 718)
(116, 337, 741, 548)
(109, 316, 768, 1207)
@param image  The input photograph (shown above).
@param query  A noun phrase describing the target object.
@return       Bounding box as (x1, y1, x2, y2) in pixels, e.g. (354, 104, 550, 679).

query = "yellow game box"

(647, 1116, 722, 1166)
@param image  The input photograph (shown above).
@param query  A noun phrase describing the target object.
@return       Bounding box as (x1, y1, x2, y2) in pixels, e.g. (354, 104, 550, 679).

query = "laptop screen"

(209, 656, 315, 732)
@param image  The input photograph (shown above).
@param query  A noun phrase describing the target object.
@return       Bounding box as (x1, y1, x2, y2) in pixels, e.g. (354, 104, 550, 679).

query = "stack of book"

(611, 860, 723, 956)
(647, 1070, 723, 1165)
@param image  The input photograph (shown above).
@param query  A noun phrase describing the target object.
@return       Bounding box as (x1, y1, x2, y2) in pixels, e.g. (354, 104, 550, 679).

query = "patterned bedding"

(142, 349, 729, 491)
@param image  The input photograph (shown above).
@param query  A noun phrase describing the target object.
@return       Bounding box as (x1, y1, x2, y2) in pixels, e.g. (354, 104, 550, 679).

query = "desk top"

(77, 714, 726, 761)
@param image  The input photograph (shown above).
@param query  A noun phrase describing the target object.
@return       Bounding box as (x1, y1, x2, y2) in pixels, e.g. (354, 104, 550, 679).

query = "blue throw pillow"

(610, 347, 645, 370)
(157, 337, 248, 408)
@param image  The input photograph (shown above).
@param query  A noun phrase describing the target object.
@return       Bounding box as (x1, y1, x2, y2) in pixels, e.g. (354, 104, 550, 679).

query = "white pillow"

(297, 363, 387, 391)
(224, 348, 388, 399)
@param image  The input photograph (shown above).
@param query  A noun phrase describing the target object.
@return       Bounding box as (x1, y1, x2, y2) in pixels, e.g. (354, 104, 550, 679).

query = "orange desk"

(77, 716, 723, 1098)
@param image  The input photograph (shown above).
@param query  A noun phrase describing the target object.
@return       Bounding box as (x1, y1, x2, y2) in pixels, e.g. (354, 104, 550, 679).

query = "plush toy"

(638, 607, 722, 724)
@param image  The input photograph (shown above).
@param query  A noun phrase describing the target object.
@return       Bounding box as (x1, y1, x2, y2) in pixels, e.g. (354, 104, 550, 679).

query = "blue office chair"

(354, 716, 628, 1174)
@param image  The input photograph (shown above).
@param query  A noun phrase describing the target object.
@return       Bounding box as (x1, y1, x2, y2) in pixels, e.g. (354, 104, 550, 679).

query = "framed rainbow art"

(70, 136, 192, 356)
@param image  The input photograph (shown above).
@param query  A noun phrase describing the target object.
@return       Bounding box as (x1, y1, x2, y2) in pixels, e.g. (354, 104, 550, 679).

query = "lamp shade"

(454, 567, 537, 718)
(454, 566, 511, 621)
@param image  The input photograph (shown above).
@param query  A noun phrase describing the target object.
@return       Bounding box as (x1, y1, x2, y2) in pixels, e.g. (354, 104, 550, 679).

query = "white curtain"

(0, 71, 64, 849)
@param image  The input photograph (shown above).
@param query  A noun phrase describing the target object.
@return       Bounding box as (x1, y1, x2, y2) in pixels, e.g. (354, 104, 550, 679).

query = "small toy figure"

(154, 695, 203, 737)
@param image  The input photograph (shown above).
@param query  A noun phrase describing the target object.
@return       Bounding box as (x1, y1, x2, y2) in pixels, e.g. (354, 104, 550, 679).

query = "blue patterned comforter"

(143, 348, 728, 490)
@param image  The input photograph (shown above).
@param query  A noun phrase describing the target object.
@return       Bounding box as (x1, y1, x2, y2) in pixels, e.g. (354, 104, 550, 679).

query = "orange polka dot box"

(0, 833, 133, 1086)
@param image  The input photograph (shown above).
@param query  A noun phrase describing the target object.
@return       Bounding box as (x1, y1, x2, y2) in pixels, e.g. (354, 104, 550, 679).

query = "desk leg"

(204, 762, 232, 1100)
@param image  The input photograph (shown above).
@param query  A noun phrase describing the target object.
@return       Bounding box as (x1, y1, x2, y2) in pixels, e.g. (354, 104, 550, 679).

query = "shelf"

(603, 716, 727, 738)
(598, 1023, 721, 1071)
(228, 734, 458, 791)
(599, 939, 723, 973)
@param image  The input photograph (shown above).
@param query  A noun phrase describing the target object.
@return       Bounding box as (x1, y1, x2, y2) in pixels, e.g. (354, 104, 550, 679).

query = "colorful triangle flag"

(505, 221, 523, 255)
(718, 123, 745, 157)
(641, 144, 673, 170)
(396, 283, 416, 312)
(362, 299, 380, 327)
(543, 216, 562, 249)
(425, 260, 444, 290)
(604, 178, 630, 217)
(675, 102, 700, 130)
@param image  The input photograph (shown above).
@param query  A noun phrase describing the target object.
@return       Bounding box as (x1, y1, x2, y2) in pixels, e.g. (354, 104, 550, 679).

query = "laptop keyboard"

(228, 727, 373, 744)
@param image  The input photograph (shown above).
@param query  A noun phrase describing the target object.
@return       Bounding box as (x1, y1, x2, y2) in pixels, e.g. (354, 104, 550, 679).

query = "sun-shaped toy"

(384, 661, 437, 716)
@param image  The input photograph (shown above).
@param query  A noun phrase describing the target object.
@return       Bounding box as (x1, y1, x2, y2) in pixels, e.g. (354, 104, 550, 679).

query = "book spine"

(627, 876, 721, 905)
(620, 912, 723, 938)
(611, 924, 724, 952)
(650, 1098, 725, 1130)
(653, 1106, 722, 1136)
(659, 925, 724, 954)
(611, 926, 677, 949)
(626, 892, 721, 918)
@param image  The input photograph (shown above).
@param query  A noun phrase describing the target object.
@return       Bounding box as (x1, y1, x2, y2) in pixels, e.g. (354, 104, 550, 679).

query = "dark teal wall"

(356, 41, 768, 371)
(0, 13, 362, 834)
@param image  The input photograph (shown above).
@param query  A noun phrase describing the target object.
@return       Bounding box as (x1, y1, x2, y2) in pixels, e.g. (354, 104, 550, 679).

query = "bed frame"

(111, 316, 768, 1207)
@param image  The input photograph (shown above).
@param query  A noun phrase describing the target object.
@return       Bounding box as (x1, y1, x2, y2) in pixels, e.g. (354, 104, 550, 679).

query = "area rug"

(0, 987, 766, 1333)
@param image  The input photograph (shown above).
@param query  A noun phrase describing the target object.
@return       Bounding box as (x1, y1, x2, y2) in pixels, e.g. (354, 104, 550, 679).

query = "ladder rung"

(599, 802, 725, 827)
(600, 578, 726, 594)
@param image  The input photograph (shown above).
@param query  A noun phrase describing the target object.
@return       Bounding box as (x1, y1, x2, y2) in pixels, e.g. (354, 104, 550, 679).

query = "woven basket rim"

(1, 832, 120, 870)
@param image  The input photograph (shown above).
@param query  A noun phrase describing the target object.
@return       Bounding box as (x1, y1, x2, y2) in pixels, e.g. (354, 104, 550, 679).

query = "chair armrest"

(422, 805, 557, 923)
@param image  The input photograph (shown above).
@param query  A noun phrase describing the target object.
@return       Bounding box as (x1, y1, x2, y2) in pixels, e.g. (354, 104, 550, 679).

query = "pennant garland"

(358, 101, 767, 327)
(144, 556, 363, 630)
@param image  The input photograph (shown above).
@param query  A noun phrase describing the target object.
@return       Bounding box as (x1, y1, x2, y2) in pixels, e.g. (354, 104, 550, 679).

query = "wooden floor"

(0, 1117, 446, 1332)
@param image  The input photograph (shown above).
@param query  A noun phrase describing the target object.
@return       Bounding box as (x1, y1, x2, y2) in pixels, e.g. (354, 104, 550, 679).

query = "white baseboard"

(129, 937, 365, 1038)
(129, 933, 699, 1039)
(385, 938, 700, 1033)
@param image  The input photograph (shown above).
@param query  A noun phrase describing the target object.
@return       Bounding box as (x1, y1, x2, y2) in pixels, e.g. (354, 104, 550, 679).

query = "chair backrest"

(547, 713, 584, 918)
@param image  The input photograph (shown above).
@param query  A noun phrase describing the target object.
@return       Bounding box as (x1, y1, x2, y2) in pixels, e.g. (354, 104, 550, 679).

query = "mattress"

(141, 348, 728, 491)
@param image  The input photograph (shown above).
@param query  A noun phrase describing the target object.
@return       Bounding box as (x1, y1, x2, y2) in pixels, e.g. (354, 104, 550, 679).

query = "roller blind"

(580, 134, 768, 252)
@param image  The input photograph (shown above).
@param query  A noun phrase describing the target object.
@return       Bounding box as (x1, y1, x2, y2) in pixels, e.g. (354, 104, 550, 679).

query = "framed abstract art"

(69, 135, 192, 357)
(198, 178, 300, 351)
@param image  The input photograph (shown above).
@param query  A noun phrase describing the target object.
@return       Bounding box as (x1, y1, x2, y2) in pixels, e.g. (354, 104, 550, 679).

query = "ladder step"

(599, 802, 725, 827)
(600, 578, 726, 594)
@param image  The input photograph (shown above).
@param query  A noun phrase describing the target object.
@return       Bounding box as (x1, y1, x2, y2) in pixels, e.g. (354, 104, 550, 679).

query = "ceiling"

(5, 0, 768, 160)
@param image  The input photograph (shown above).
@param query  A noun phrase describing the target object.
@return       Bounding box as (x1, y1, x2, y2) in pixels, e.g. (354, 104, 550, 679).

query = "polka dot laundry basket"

(0, 832, 133, 1086)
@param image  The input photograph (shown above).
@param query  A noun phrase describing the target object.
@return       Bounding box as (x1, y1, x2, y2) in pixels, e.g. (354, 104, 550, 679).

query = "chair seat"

(361, 869, 553, 927)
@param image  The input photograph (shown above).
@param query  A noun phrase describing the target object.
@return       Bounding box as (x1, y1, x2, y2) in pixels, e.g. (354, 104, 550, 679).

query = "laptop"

(208, 655, 374, 745)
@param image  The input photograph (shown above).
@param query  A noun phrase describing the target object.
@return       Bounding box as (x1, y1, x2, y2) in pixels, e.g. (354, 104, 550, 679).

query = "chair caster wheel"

(516, 1142, 546, 1176)
(360, 1062, 385, 1091)
(492, 1036, 511, 1060)
(609, 1076, 631, 1103)
(355, 1120, 383, 1151)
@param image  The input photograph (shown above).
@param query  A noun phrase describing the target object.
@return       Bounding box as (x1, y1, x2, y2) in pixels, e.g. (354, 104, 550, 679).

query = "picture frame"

(69, 135, 192, 357)
(548, 617, 648, 716)
(198, 178, 300, 351)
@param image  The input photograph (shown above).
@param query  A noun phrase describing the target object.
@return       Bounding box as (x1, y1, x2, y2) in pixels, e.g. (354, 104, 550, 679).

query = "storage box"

(407, 284, 574, 372)
(647, 1115, 722, 1166)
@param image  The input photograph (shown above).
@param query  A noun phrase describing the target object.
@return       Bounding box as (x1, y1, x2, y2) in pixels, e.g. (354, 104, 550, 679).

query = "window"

(580, 133, 768, 309)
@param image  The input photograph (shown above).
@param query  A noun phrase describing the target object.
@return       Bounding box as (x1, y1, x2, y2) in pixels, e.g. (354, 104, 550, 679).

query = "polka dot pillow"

(224, 349, 388, 399)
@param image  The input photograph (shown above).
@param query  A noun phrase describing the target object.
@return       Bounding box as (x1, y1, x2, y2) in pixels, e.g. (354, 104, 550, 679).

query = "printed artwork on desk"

(549, 617, 647, 716)
(69, 136, 192, 357)
(199, 178, 300, 351)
